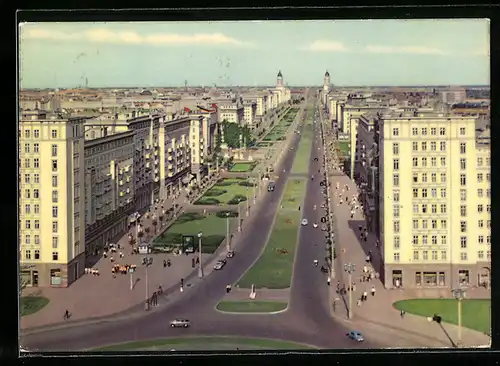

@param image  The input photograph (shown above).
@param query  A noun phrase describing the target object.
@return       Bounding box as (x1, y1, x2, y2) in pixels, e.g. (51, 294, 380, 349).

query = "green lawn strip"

(229, 162, 255, 172)
(290, 125, 313, 174)
(153, 213, 229, 253)
(237, 179, 307, 289)
(20, 296, 50, 317)
(336, 141, 349, 157)
(216, 301, 287, 313)
(393, 299, 491, 334)
(195, 179, 253, 205)
(93, 336, 315, 351)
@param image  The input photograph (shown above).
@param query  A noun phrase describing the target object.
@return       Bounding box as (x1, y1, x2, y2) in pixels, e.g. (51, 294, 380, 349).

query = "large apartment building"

(378, 112, 491, 289)
(19, 110, 86, 287)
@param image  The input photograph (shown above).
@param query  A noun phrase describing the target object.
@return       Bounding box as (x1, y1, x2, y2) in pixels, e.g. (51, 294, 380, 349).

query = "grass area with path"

(153, 212, 233, 253)
(290, 109, 314, 174)
(195, 178, 254, 205)
(216, 301, 288, 313)
(262, 108, 297, 141)
(229, 162, 256, 172)
(237, 178, 307, 289)
(20, 296, 50, 317)
(393, 298, 491, 334)
(93, 336, 315, 351)
(336, 141, 349, 157)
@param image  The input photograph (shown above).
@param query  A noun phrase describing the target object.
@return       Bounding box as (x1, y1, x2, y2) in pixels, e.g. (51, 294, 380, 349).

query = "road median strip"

(216, 301, 288, 313)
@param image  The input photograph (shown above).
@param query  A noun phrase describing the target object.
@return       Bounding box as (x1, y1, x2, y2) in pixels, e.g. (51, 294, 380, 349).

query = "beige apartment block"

(19, 111, 86, 287)
(379, 113, 491, 289)
(83, 130, 135, 254)
(243, 101, 257, 128)
(219, 103, 244, 124)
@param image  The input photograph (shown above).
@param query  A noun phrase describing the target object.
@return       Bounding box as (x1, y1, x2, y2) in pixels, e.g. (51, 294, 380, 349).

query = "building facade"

(19, 111, 86, 287)
(379, 113, 491, 289)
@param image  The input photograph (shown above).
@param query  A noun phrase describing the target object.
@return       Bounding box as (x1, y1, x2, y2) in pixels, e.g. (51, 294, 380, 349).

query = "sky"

(19, 19, 490, 88)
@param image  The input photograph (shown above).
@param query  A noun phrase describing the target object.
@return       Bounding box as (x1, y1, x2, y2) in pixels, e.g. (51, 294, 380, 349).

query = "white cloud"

(300, 40, 348, 52)
(365, 45, 447, 55)
(21, 27, 254, 47)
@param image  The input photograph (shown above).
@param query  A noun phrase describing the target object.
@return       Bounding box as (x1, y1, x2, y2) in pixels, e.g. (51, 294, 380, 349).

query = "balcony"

(168, 156, 173, 161)
(119, 180, 124, 186)
(125, 166, 130, 173)
(155, 168, 159, 174)
(126, 176, 130, 183)
(168, 164, 173, 170)
(146, 153, 151, 159)
(154, 142, 158, 148)
(154, 159, 159, 165)
(154, 177, 160, 182)
(168, 148, 173, 153)
(126, 188, 130, 194)
(168, 172, 173, 178)
(154, 150, 158, 156)
(120, 191, 125, 197)
(146, 162, 151, 169)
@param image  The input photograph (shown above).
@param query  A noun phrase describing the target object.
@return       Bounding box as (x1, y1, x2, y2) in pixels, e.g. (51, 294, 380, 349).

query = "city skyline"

(19, 19, 490, 88)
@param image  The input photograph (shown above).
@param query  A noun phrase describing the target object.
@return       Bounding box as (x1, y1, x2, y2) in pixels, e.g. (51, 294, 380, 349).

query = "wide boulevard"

(21, 99, 380, 351)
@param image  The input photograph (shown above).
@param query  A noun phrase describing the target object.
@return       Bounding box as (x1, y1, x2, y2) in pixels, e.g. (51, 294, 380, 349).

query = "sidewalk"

(327, 168, 490, 348)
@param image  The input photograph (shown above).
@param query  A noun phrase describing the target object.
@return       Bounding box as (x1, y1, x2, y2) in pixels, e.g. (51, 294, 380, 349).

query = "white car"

(213, 259, 227, 270)
(301, 219, 308, 226)
(313, 223, 318, 228)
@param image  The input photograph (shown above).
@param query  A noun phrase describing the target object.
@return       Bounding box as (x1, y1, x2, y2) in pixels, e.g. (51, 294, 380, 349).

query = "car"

(226, 250, 235, 258)
(346, 331, 364, 342)
(170, 319, 190, 328)
(213, 259, 227, 270)
(301, 219, 308, 226)
(313, 223, 318, 228)
(321, 225, 328, 231)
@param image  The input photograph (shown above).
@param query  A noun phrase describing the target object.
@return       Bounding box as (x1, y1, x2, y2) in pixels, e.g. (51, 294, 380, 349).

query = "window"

(413, 204, 419, 213)
(439, 127, 446, 136)
(422, 173, 428, 182)
(393, 191, 400, 202)
(440, 141, 446, 151)
(477, 188, 483, 197)
(478, 251, 484, 259)
(477, 173, 483, 183)
(52, 252, 59, 261)
(487, 189, 491, 197)
(460, 174, 466, 186)
(460, 189, 467, 201)
(413, 220, 419, 229)
(412, 142, 418, 151)
(25, 204, 30, 214)
(460, 236, 467, 248)
(413, 188, 418, 198)
(25, 250, 31, 260)
(460, 252, 467, 261)
(34, 129, 39, 138)
(393, 205, 400, 217)
(460, 158, 466, 170)
(394, 253, 400, 262)
(477, 157, 483, 167)
(422, 235, 428, 244)
(487, 204, 491, 213)
(413, 250, 419, 260)
(51, 129, 58, 138)
(393, 128, 399, 136)
(394, 236, 400, 249)
(487, 235, 491, 244)
(487, 220, 491, 229)
(25, 189, 30, 199)
(460, 127, 466, 135)
(51, 144, 58, 157)
(421, 142, 427, 151)
(52, 237, 58, 248)
(478, 204, 483, 213)
(431, 188, 437, 197)
(394, 221, 400, 233)
(52, 176, 58, 187)
(24, 174, 30, 184)
(460, 205, 467, 217)
(34, 220, 39, 229)
(52, 160, 58, 171)
(413, 158, 418, 167)
(441, 236, 447, 245)
(478, 235, 484, 244)
(432, 219, 437, 228)
(25, 234, 30, 244)
(441, 251, 447, 260)
(431, 157, 437, 167)
(432, 251, 438, 260)
(431, 127, 437, 135)
(431, 236, 437, 245)
(440, 157, 446, 167)
(393, 159, 399, 170)
(34, 158, 40, 168)
(33, 189, 39, 198)
(34, 204, 39, 214)
(24, 143, 30, 153)
(440, 173, 446, 183)
(52, 190, 58, 203)
(487, 251, 491, 260)
(422, 220, 428, 229)
(24, 159, 30, 169)
(478, 220, 484, 228)
(392, 143, 399, 155)
(422, 204, 427, 213)
(393, 174, 399, 186)
(52, 221, 58, 233)
(34, 174, 39, 183)
(422, 189, 428, 198)
(413, 235, 419, 245)
(422, 157, 427, 167)
(52, 206, 58, 218)
(460, 142, 466, 154)
(430, 142, 436, 151)
(486, 173, 491, 182)
(431, 205, 437, 214)
(423, 251, 428, 260)
(25, 220, 31, 229)
(422, 128, 427, 135)
(413, 173, 418, 183)
(440, 204, 447, 214)
(412, 127, 418, 136)
(33, 143, 39, 153)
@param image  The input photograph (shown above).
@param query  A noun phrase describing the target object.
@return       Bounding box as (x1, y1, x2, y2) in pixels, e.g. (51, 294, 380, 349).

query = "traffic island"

(216, 301, 288, 313)
(393, 298, 491, 335)
(93, 336, 315, 351)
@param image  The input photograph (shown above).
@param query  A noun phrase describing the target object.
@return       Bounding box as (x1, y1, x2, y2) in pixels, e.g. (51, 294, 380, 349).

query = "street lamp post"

(197, 232, 204, 278)
(452, 288, 466, 346)
(143, 255, 153, 311)
(246, 179, 250, 216)
(226, 212, 231, 252)
(344, 263, 356, 319)
(237, 201, 242, 232)
(253, 177, 257, 204)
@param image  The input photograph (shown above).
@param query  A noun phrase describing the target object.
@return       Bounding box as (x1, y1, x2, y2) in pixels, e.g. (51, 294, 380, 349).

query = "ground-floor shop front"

(383, 263, 491, 290)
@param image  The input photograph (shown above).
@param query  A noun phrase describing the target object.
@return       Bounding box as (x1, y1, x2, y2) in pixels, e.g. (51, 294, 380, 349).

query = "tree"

(19, 264, 30, 294)
(220, 120, 256, 148)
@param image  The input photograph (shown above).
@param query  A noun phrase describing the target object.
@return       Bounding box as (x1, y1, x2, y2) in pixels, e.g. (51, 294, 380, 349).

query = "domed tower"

(277, 70, 284, 88)
(323, 70, 331, 93)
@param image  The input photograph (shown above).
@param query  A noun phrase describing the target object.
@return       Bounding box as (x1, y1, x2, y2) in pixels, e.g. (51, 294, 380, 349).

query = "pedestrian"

(63, 309, 70, 320)
(363, 265, 368, 274)
(395, 279, 400, 288)
(327, 277, 331, 286)
(362, 291, 368, 301)
(371, 286, 376, 296)
(357, 299, 362, 307)
(352, 282, 356, 292)
(400, 310, 405, 318)
(332, 301, 336, 312)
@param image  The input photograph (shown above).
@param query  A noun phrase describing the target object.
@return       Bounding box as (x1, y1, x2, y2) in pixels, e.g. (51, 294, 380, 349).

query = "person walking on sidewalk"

(362, 291, 368, 301)
(371, 285, 376, 296)
(400, 310, 406, 319)
(327, 277, 331, 286)
(63, 309, 70, 320)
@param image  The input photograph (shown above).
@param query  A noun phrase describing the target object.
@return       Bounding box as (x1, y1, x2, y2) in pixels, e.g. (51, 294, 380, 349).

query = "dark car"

(346, 331, 364, 342)
(226, 250, 235, 258)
